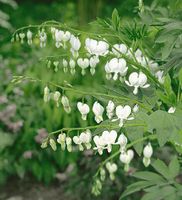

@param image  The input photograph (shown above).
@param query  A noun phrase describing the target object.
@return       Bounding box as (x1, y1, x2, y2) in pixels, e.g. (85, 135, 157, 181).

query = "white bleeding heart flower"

(106, 162, 118, 174)
(93, 135, 105, 155)
(117, 133, 128, 151)
(102, 130, 117, 153)
(39, 30, 47, 48)
(70, 35, 81, 58)
(115, 105, 132, 127)
(90, 56, 99, 68)
(135, 49, 143, 58)
(77, 102, 90, 120)
(61, 95, 71, 113)
(69, 59, 76, 75)
(125, 72, 150, 95)
(104, 62, 112, 80)
(19, 32, 25, 44)
(106, 58, 128, 80)
(80, 129, 92, 149)
(77, 58, 89, 75)
(62, 31, 71, 42)
(120, 149, 134, 164)
(55, 29, 64, 48)
(43, 86, 50, 103)
(53, 91, 61, 107)
(106, 100, 115, 119)
(143, 143, 153, 167)
(92, 102, 104, 123)
(57, 133, 66, 150)
(73, 130, 92, 150)
(155, 70, 164, 84)
(27, 30, 33, 45)
(66, 136, 72, 152)
(90, 56, 100, 75)
(143, 143, 153, 158)
(63, 59, 68, 73)
(85, 38, 109, 56)
(112, 44, 127, 57)
(133, 104, 139, 113)
(168, 107, 176, 114)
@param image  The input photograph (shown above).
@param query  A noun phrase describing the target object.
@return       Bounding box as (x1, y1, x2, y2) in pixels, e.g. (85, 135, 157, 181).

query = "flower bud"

(49, 139, 57, 151)
(92, 101, 104, 123)
(143, 157, 151, 167)
(61, 95, 71, 113)
(57, 133, 66, 150)
(143, 143, 153, 158)
(43, 86, 50, 103)
(27, 30, 33, 45)
(53, 91, 61, 107)
(66, 137, 72, 152)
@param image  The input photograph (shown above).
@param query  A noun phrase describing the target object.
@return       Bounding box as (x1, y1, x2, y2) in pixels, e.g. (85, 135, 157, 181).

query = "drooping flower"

(66, 137, 72, 152)
(102, 130, 117, 153)
(55, 29, 71, 48)
(92, 101, 104, 123)
(57, 133, 66, 150)
(89, 56, 100, 75)
(120, 149, 134, 164)
(53, 91, 61, 107)
(19, 32, 25, 44)
(77, 58, 90, 75)
(115, 105, 133, 127)
(120, 149, 134, 171)
(155, 70, 164, 84)
(70, 35, 81, 58)
(106, 100, 115, 119)
(61, 95, 71, 113)
(69, 59, 76, 75)
(168, 107, 176, 114)
(39, 30, 47, 48)
(73, 129, 92, 150)
(93, 135, 105, 155)
(27, 30, 33, 45)
(85, 38, 109, 56)
(125, 72, 150, 95)
(77, 102, 90, 120)
(112, 43, 127, 57)
(117, 133, 128, 152)
(106, 162, 118, 181)
(43, 86, 50, 103)
(105, 58, 128, 80)
(133, 104, 139, 113)
(79, 129, 92, 149)
(62, 59, 68, 73)
(143, 142, 153, 167)
(49, 138, 57, 151)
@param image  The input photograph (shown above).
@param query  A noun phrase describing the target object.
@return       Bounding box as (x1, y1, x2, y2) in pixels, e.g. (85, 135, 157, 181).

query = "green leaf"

(148, 111, 178, 146)
(169, 156, 180, 178)
(112, 8, 120, 30)
(125, 112, 148, 155)
(120, 181, 155, 199)
(151, 159, 170, 180)
(132, 171, 165, 182)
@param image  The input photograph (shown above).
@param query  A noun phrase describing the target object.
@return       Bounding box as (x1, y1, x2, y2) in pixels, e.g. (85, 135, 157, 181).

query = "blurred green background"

(0, 0, 181, 199)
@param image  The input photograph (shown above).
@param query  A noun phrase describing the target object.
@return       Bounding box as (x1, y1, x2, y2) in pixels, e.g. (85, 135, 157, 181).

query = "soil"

(0, 176, 74, 200)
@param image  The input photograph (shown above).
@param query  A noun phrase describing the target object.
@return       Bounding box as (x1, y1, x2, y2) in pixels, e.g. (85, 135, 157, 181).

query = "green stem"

(94, 134, 157, 178)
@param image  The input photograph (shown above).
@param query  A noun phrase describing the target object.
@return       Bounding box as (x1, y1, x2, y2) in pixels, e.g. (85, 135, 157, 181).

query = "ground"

(0, 176, 74, 200)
